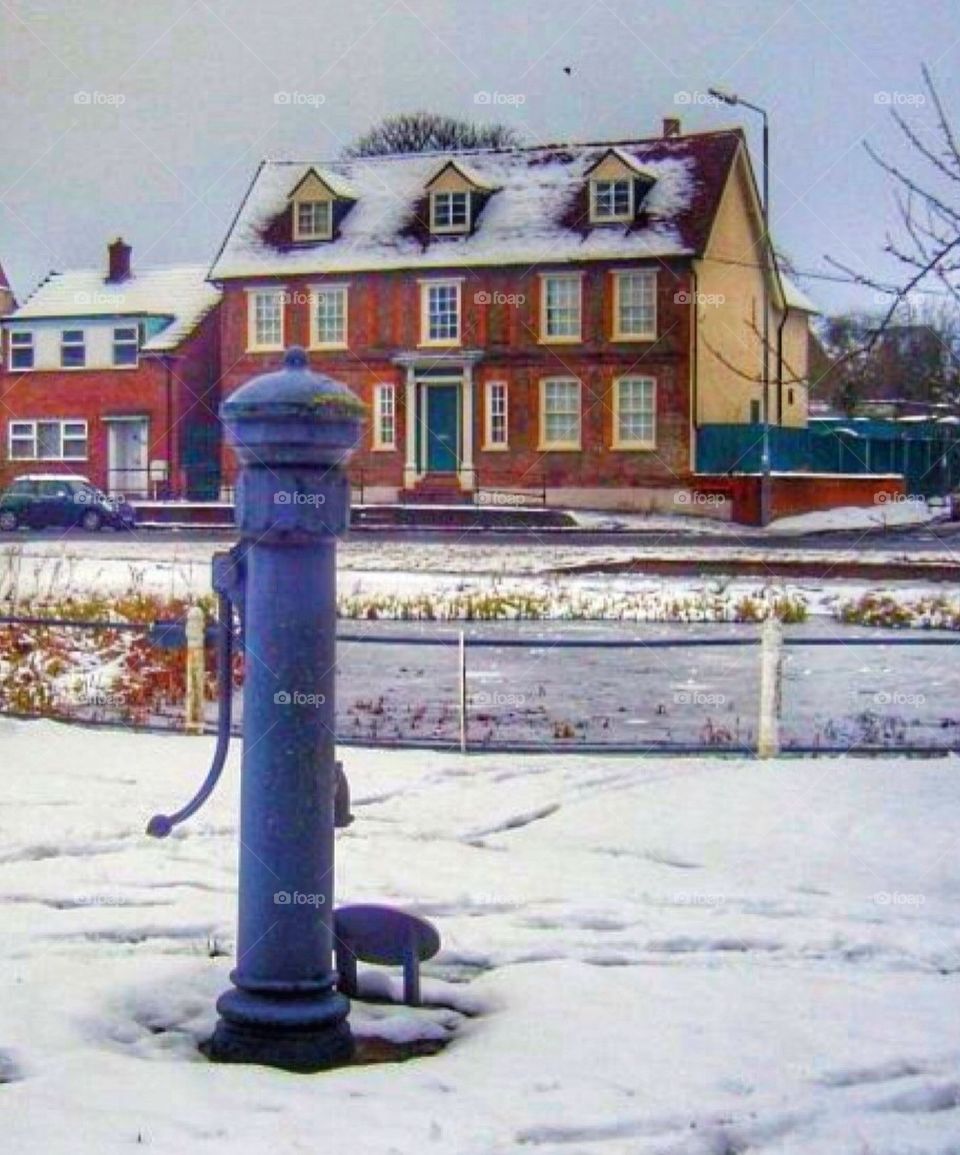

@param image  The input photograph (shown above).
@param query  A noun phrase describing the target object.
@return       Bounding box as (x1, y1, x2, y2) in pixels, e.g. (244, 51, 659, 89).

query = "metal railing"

(0, 613, 956, 756)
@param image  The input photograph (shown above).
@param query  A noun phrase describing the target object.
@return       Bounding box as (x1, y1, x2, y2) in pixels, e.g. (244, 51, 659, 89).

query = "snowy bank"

(2, 719, 960, 1153)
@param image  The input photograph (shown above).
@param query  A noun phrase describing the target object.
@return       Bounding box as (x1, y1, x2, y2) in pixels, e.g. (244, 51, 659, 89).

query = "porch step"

(400, 475, 473, 505)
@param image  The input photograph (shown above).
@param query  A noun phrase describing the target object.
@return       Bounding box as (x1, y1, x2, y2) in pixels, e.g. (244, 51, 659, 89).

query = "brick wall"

(693, 473, 907, 525)
(0, 307, 221, 496)
(218, 261, 695, 492)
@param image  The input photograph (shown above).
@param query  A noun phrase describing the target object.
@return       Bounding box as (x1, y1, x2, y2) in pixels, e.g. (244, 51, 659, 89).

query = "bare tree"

(830, 65, 960, 354)
(343, 112, 520, 157)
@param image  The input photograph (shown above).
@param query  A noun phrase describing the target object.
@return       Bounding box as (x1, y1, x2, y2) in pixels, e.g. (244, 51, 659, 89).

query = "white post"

(403, 366, 417, 489)
(757, 613, 782, 758)
(459, 630, 467, 754)
(185, 605, 205, 735)
(460, 365, 475, 491)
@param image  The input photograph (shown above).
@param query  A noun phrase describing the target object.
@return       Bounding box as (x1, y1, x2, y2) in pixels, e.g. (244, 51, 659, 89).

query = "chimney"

(107, 237, 132, 283)
(662, 117, 681, 138)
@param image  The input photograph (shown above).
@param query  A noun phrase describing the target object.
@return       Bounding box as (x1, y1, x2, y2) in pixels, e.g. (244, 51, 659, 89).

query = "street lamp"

(708, 87, 773, 526)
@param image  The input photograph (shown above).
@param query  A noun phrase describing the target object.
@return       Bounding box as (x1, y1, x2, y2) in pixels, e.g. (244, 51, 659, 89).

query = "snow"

(211, 145, 697, 279)
(2, 718, 960, 1153)
(9, 265, 221, 351)
(768, 500, 935, 534)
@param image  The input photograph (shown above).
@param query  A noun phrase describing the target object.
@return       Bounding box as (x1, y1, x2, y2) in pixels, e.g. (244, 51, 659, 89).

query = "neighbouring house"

(0, 261, 15, 318)
(0, 240, 222, 498)
(209, 121, 817, 511)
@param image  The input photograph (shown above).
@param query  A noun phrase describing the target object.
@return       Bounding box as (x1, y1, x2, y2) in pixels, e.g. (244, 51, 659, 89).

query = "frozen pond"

(326, 619, 959, 752)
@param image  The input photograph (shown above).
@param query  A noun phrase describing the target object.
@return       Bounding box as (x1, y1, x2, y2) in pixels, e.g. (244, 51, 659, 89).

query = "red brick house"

(0, 240, 222, 498)
(209, 122, 816, 511)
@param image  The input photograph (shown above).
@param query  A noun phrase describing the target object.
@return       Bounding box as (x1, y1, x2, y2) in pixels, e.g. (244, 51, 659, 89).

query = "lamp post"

(709, 87, 773, 526)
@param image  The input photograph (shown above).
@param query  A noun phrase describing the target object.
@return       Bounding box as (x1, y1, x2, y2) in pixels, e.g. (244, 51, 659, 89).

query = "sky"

(1, 0, 958, 317)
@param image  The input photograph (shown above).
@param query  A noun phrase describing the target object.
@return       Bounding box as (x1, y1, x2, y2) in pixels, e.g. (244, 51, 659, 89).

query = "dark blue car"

(0, 474, 136, 532)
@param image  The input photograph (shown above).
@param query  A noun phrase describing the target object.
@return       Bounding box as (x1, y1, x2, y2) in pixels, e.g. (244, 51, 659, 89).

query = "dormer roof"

(584, 146, 656, 180)
(424, 158, 499, 192)
(210, 130, 745, 279)
(287, 166, 357, 202)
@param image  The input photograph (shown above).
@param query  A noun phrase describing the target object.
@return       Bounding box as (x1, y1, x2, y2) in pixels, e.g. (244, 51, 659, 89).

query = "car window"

(38, 480, 71, 498)
(5, 480, 37, 497)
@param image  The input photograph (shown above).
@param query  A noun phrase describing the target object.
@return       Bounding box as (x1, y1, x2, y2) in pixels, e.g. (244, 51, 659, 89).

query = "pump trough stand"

(146, 346, 365, 1072)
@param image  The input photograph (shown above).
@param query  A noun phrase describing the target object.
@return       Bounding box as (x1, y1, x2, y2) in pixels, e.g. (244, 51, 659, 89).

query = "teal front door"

(426, 385, 459, 472)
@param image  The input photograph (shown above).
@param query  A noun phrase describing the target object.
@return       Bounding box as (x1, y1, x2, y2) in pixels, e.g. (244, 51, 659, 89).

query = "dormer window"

(431, 190, 470, 233)
(590, 178, 633, 223)
(585, 148, 653, 226)
(295, 199, 332, 241)
(286, 167, 356, 243)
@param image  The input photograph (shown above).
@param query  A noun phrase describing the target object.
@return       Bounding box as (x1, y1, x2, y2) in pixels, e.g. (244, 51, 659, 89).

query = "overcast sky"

(1, 0, 958, 316)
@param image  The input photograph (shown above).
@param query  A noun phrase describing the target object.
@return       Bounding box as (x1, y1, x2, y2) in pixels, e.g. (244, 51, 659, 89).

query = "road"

(5, 518, 960, 553)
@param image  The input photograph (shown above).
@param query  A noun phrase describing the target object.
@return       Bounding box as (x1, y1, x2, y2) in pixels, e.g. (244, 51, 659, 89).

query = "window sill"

(418, 340, 462, 349)
(309, 343, 348, 352)
(482, 443, 510, 452)
(371, 444, 397, 453)
(246, 345, 285, 354)
(611, 442, 657, 452)
(611, 333, 657, 343)
(536, 443, 581, 452)
(538, 336, 582, 345)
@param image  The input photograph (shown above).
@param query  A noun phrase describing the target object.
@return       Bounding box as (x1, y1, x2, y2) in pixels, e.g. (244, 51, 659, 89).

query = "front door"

(107, 420, 149, 498)
(426, 385, 459, 472)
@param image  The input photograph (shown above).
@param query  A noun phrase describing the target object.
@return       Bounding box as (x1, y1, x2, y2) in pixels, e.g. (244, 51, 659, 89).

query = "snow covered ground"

(2, 718, 960, 1153)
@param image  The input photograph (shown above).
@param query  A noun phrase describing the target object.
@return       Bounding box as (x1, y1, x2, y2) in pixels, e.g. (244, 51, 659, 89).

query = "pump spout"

(146, 587, 235, 837)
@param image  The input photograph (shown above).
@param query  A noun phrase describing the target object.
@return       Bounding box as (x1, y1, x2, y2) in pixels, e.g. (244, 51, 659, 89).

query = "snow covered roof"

(210, 131, 743, 280)
(6, 265, 221, 351)
(779, 273, 818, 314)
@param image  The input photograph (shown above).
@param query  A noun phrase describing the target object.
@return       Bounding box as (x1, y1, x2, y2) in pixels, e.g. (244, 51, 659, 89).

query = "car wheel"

(0, 510, 18, 532)
(80, 509, 103, 532)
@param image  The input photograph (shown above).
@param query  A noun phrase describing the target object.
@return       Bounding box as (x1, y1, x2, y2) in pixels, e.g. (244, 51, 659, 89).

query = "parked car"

(0, 474, 136, 532)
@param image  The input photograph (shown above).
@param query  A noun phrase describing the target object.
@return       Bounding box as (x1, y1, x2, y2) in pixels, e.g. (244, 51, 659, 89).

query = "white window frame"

(60, 329, 86, 369)
(309, 284, 348, 348)
(293, 198, 333, 241)
(539, 273, 582, 343)
(246, 288, 285, 351)
(112, 325, 139, 367)
(430, 190, 470, 234)
(372, 383, 397, 450)
(539, 377, 582, 451)
(8, 419, 88, 461)
(9, 331, 34, 371)
(483, 381, 509, 450)
(419, 279, 462, 347)
(612, 375, 656, 450)
(590, 178, 634, 223)
(612, 269, 657, 340)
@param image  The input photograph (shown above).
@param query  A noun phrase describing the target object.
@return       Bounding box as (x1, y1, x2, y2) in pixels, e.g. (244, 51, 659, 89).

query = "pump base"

(207, 988, 353, 1073)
